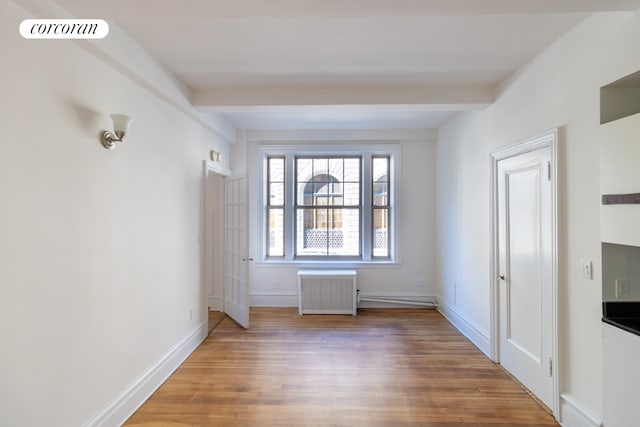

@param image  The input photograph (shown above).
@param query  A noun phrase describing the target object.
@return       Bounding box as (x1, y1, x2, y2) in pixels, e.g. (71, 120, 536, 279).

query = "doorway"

(490, 130, 559, 416)
(204, 162, 250, 329)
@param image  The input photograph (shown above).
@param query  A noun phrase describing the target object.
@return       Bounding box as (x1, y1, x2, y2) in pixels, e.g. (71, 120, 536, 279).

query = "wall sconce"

(101, 113, 133, 150)
(210, 150, 222, 162)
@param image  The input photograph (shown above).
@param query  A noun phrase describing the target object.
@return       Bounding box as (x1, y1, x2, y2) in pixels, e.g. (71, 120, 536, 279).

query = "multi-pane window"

(295, 157, 361, 257)
(264, 149, 395, 261)
(372, 156, 390, 258)
(266, 157, 285, 257)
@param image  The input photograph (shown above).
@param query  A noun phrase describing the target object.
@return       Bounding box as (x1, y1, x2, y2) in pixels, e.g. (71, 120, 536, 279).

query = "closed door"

(224, 175, 250, 328)
(497, 146, 553, 408)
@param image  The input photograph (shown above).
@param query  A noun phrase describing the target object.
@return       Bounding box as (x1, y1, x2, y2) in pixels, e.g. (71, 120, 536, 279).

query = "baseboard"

(83, 321, 208, 427)
(250, 293, 438, 309)
(560, 394, 602, 427)
(436, 299, 491, 358)
(250, 293, 298, 307)
(208, 296, 223, 311)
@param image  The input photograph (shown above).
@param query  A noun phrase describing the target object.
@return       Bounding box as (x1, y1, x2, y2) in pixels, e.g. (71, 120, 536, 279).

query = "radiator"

(297, 269, 357, 315)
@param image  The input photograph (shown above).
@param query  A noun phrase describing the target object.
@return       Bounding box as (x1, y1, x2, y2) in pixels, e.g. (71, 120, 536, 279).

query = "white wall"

(0, 1, 230, 426)
(436, 11, 640, 426)
(241, 130, 437, 306)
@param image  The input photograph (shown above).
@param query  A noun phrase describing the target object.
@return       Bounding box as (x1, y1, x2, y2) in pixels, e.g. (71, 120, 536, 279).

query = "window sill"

(255, 259, 401, 269)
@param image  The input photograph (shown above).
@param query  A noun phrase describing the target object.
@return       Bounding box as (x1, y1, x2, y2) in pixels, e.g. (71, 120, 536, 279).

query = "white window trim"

(257, 142, 401, 266)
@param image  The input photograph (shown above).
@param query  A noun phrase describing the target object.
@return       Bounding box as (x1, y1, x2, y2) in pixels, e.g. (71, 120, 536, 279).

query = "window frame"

(294, 155, 363, 259)
(259, 143, 400, 265)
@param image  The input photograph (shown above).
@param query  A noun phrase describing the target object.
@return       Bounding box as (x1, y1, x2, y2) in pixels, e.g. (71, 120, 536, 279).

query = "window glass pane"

(373, 208, 389, 257)
(297, 182, 307, 205)
(328, 158, 344, 182)
(269, 157, 284, 182)
(344, 158, 360, 182)
(296, 207, 360, 256)
(296, 208, 327, 256)
(373, 179, 388, 206)
(373, 157, 388, 182)
(269, 183, 284, 206)
(329, 208, 360, 256)
(297, 158, 312, 182)
(267, 208, 284, 257)
(343, 182, 360, 206)
(313, 158, 329, 176)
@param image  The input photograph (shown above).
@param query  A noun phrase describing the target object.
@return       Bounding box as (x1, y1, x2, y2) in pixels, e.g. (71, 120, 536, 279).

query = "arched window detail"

(303, 174, 343, 231)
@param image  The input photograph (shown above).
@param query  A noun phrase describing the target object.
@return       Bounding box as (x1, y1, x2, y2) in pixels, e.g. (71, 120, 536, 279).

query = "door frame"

(489, 129, 559, 417)
(203, 160, 232, 314)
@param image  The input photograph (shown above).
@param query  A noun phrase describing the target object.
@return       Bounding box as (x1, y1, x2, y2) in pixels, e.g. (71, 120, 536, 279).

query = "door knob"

(499, 274, 505, 281)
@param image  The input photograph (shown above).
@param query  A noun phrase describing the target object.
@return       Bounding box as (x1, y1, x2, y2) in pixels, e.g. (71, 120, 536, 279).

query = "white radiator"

(297, 269, 357, 315)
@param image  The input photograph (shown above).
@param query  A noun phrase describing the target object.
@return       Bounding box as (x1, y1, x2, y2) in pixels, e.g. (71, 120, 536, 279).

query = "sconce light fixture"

(101, 113, 133, 150)
(210, 150, 222, 162)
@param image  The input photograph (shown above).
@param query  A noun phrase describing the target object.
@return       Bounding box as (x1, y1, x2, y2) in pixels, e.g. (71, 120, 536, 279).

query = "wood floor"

(125, 308, 559, 426)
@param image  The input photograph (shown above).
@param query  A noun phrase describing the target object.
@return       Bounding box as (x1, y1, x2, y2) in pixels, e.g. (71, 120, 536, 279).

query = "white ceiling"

(53, 0, 640, 130)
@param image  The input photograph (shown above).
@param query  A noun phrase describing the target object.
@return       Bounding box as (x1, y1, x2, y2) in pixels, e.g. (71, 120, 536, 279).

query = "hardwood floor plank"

(125, 308, 558, 426)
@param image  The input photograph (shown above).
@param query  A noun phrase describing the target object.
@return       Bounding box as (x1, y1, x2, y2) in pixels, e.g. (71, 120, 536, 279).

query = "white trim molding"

(560, 394, 602, 427)
(437, 299, 491, 357)
(250, 292, 439, 309)
(208, 296, 223, 311)
(250, 293, 299, 307)
(83, 322, 208, 427)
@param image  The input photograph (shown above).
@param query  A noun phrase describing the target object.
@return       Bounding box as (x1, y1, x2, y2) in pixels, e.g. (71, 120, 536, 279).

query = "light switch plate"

(580, 260, 593, 280)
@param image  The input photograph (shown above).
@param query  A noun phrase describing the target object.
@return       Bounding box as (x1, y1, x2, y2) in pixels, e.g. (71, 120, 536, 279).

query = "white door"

(497, 146, 553, 408)
(224, 175, 250, 328)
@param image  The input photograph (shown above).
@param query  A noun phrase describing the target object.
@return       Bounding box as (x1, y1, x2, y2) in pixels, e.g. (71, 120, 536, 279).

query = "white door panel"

(498, 147, 552, 408)
(224, 175, 250, 329)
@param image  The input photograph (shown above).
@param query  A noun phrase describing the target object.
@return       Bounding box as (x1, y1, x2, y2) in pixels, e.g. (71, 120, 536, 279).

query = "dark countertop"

(603, 302, 640, 337)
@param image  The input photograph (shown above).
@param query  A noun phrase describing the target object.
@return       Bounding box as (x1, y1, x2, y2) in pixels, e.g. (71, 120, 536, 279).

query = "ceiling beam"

(191, 83, 494, 108)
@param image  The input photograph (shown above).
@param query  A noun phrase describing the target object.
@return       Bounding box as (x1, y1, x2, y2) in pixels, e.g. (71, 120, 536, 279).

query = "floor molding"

(436, 299, 491, 358)
(560, 394, 602, 427)
(250, 293, 298, 307)
(83, 321, 208, 427)
(208, 296, 223, 311)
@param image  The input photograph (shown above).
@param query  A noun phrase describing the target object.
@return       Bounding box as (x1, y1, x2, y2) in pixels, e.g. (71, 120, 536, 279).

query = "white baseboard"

(83, 321, 208, 427)
(208, 296, 223, 311)
(437, 299, 491, 358)
(560, 394, 602, 427)
(250, 293, 438, 309)
(250, 293, 298, 307)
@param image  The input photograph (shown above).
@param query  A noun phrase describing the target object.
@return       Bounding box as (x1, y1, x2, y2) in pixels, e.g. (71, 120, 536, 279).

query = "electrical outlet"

(615, 279, 630, 299)
(416, 277, 425, 287)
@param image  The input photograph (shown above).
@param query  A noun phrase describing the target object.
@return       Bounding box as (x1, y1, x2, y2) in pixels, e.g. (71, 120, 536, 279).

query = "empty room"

(2, 1, 640, 426)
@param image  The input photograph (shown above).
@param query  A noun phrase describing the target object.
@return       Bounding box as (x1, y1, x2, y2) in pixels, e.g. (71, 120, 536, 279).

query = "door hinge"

(548, 357, 553, 377)
(547, 161, 552, 181)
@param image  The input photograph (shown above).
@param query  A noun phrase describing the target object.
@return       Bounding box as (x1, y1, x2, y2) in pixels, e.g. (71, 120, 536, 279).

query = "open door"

(224, 175, 250, 328)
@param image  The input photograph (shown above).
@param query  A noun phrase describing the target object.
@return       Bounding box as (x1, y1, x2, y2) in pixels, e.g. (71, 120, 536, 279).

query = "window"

(263, 146, 397, 262)
(296, 157, 361, 257)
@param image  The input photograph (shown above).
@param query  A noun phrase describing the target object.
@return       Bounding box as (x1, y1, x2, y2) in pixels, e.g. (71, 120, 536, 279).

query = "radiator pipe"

(357, 295, 438, 308)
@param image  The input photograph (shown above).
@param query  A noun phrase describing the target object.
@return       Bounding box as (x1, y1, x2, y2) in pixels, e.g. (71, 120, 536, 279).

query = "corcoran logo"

(19, 19, 109, 39)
